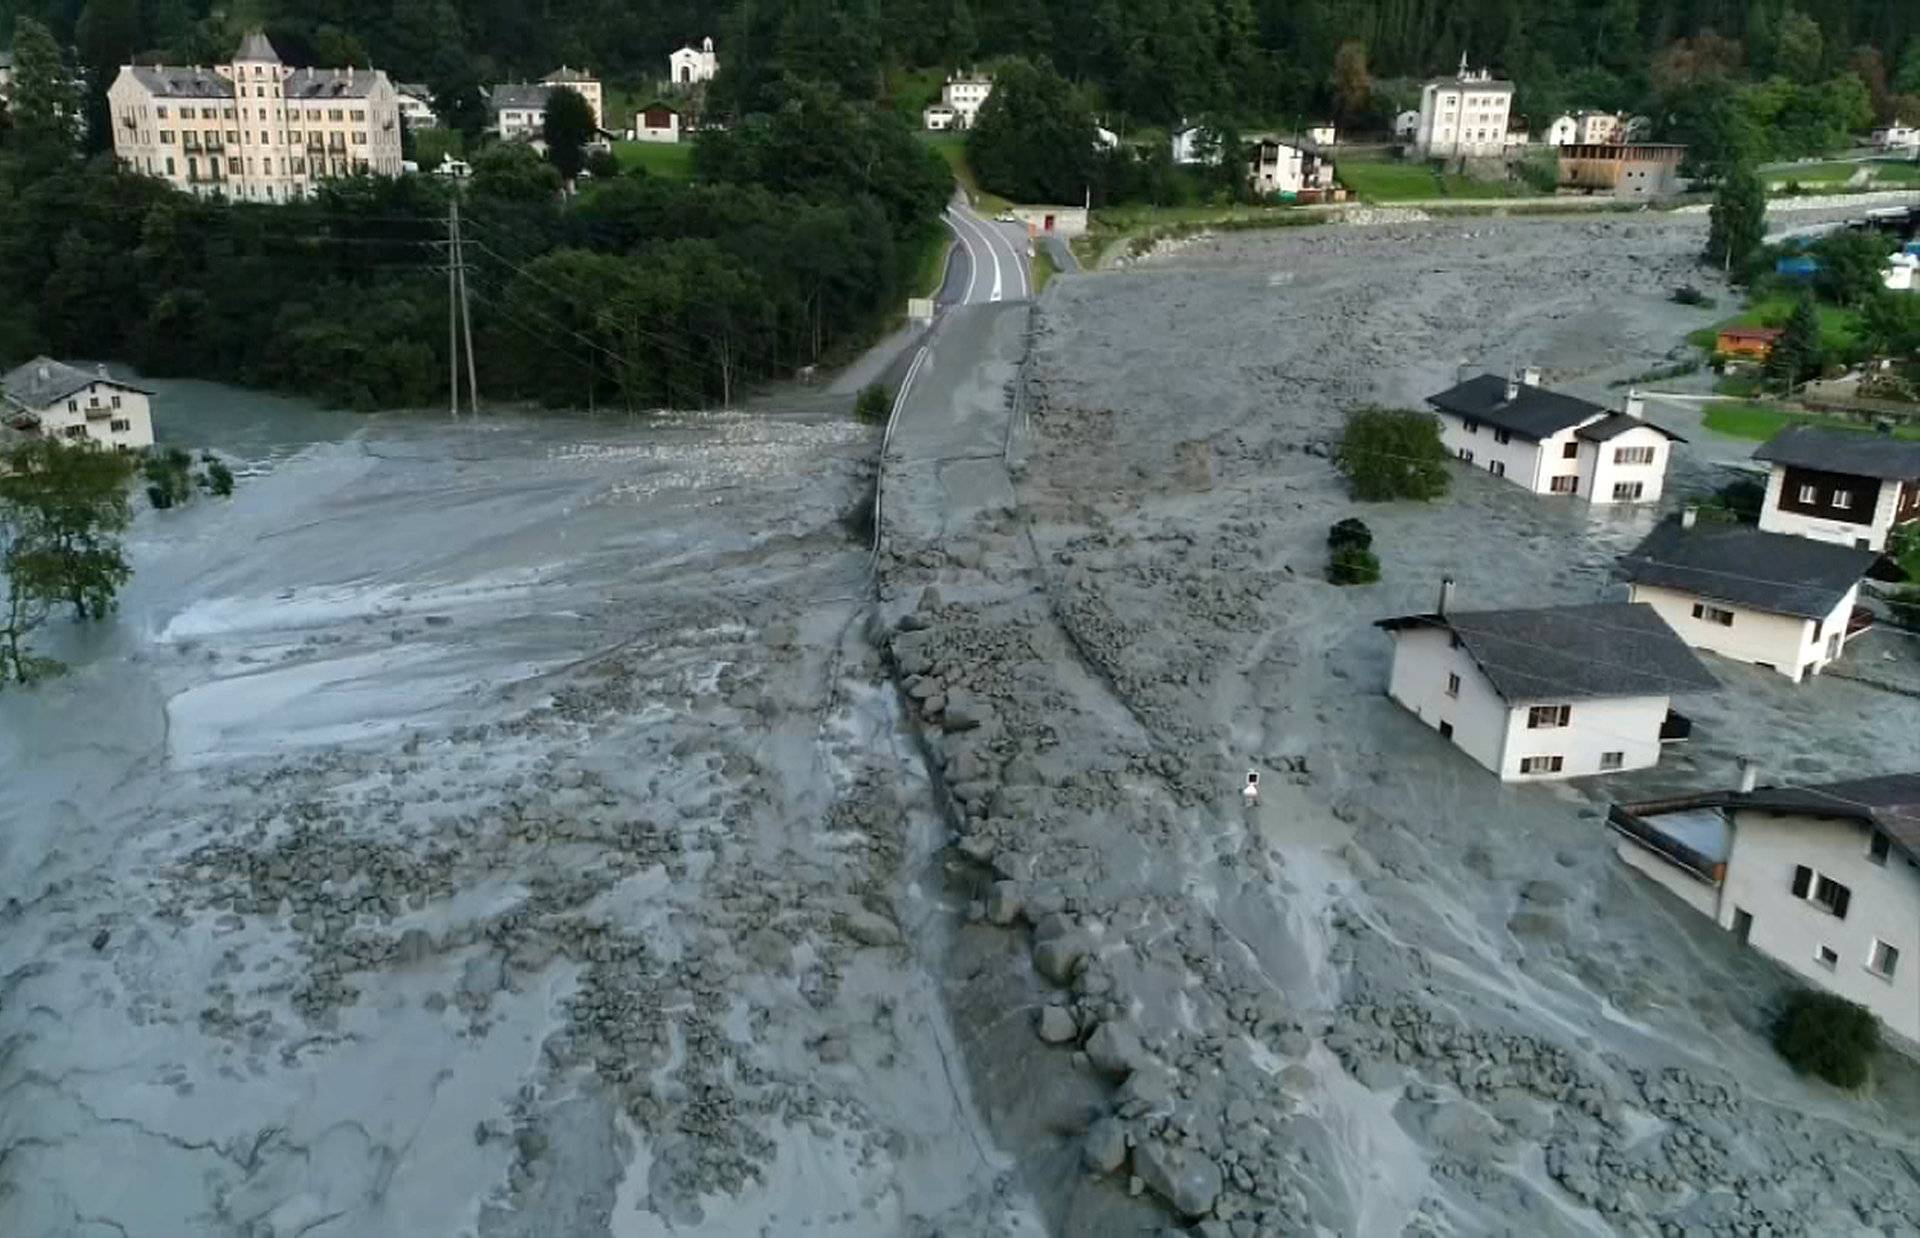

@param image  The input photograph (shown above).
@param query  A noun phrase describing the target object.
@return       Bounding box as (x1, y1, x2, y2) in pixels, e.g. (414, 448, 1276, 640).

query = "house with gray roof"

(1376, 582, 1715, 781)
(2, 357, 154, 450)
(1752, 425, 1920, 552)
(489, 66, 604, 143)
(1426, 371, 1683, 504)
(1618, 510, 1879, 683)
(1611, 769, 1920, 1052)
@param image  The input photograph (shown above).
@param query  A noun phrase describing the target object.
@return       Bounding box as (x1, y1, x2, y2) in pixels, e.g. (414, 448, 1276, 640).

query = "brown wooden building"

(1557, 143, 1685, 198)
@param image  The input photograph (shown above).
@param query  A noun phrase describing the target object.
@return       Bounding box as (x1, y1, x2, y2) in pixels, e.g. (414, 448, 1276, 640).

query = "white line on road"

(949, 207, 1006, 302)
(870, 342, 933, 564)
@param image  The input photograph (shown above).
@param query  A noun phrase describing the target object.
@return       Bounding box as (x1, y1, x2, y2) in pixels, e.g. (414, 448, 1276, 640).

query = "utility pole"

(447, 195, 480, 417)
(447, 196, 460, 418)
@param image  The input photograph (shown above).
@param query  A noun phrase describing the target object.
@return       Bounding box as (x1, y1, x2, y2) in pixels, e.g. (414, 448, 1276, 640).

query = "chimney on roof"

(1737, 758, 1758, 794)
(1455, 360, 1472, 385)
(36, 362, 51, 382)
(1623, 386, 1644, 419)
(1504, 374, 1520, 402)
(1438, 577, 1455, 616)
(1521, 365, 1541, 387)
(96, 363, 108, 377)
(1681, 504, 1698, 530)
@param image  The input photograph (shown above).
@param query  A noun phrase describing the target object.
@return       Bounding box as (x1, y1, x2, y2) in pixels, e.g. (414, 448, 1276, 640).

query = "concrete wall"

(1385, 625, 1510, 775)
(1628, 582, 1853, 682)
(1012, 206, 1087, 238)
(1719, 810, 1920, 1046)
(1616, 838, 1721, 917)
(1434, 411, 1546, 491)
(29, 381, 154, 450)
(1497, 692, 1669, 781)
(1758, 465, 1900, 551)
(1582, 424, 1671, 505)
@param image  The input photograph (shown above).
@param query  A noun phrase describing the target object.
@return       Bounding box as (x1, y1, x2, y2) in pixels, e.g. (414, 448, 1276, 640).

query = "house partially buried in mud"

(1376, 584, 1716, 782)
(1611, 770, 1920, 1052)
(1618, 510, 1879, 684)
(1426, 371, 1681, 504)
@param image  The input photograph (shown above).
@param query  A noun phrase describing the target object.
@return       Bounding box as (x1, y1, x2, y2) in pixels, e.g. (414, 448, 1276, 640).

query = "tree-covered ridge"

(4, 0, 1918, 134)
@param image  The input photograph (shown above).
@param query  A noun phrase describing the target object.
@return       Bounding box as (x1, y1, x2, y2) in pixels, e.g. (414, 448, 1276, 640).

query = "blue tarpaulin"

(1775, 256, 1820, 280)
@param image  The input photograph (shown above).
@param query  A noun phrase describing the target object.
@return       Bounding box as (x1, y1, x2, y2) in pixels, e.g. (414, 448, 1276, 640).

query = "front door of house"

(1731, 908, 1752, 945)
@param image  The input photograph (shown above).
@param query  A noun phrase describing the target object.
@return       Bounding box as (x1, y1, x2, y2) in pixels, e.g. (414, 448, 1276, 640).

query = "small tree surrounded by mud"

(1335, 407, 1451, 502)
(1773, 989, 1879, 1090)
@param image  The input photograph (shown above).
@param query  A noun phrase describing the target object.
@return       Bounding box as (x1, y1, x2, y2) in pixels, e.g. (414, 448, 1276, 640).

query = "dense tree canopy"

(966, 59, 1097, 205)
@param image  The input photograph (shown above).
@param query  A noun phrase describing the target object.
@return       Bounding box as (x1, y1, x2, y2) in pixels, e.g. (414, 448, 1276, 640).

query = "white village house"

(395, 81, 438, 129)
(1546, 114, 1579, 146)
(669, 38, 718, 87)
(941, 73, 993, 128)
(1413, 55, 1514, 159)
(633, 101, 681, 144)
(1618, 511, 1878, 684)
(923, 103, 957, 131)
(1377, 587, 1716, 782)
(1247, 139, 1332, 197)
(488, 67, 604, 143)
(1752, 426, 1920, 553)
(1611, 771, 1920, 1052)
(1393, 109, 1419, 140)
(1873, 120, 1919, 152)
(1426, 371, 1682, 503)
(2, 357, 155, 451)
(1171, 123, 1216, 165)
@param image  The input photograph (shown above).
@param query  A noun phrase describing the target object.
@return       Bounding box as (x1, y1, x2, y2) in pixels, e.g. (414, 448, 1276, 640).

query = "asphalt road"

(940, 198, 1033, 305)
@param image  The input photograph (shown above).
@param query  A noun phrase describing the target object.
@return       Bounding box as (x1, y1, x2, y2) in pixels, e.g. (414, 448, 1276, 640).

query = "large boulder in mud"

(1133, 1138, 1221, 1218)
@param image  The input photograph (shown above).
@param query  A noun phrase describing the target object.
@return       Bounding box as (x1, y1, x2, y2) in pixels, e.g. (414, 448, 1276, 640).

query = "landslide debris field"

(5, 213, 1920, 1238)
(875, 216, 1920, 1237)
(1, 400, 1042, 1238)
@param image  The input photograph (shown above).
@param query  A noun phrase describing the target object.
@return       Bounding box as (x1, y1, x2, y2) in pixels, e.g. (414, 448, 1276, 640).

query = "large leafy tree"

(966, 57, 1096, 204)
(6, 18, 80, 175)
(0, 439, 138, 684)
(542, 85, 596, 187)
(1705, 160, 1765, 276)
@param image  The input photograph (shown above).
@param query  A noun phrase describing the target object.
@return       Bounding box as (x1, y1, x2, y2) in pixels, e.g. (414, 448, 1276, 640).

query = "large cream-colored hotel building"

(107, 30, 402, 201)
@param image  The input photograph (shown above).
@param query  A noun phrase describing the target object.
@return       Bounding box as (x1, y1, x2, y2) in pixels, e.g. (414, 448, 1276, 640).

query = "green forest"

(2, 0, 1919, 408)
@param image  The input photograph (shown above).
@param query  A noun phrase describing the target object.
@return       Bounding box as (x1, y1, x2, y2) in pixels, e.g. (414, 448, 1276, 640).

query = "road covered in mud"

(876, 214, 1920, 1236)
(0, 385, 1041, 1238)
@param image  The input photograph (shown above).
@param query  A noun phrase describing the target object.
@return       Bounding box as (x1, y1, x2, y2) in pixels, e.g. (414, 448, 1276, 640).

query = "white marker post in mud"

(1243, 770, 1260, 807)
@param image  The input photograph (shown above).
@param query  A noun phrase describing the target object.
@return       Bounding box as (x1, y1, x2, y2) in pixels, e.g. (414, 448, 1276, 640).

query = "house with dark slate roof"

(1425, 371, 1684, 504)
(1611, 770, 1920, 1051)
(2, 356, 154, 450)
(1618, 510, 1879, 683)
(1752, 425, 1920, 553)
(1376, 583, 1715, 781)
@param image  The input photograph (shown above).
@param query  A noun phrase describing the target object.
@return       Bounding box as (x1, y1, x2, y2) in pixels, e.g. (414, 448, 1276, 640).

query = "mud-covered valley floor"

(6, 210, 1920, 1238)
(875, 215, 1920, 1238)
(0, 389, 1042, 1238)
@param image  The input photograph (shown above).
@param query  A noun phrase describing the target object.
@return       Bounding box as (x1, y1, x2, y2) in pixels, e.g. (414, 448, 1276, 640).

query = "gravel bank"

(877, 216, 1920, 1235)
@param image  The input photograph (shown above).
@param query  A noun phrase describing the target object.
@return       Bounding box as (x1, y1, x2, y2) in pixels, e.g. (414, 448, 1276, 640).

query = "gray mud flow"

(874, 215, 1920, 1238)
(1, 386, 1043, 1238)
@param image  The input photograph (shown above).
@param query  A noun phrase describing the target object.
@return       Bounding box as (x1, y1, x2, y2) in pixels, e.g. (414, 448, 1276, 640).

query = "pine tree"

(1767, 295, 1823, 393)
(1705, 161, 1766, 276)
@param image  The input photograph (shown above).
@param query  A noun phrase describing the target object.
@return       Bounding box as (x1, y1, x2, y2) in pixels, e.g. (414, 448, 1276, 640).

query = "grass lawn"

(1032, 247, 1058, 294)
(1690, 295, 1864, 356)
(1765, 160, 1920, 189)
(922, 133, 1009, 212)
(1335, 156, 1539, 203)
(1701, 402, 1920, 441)
(611, 141, 696, 180)
(912, 227, 952, 299)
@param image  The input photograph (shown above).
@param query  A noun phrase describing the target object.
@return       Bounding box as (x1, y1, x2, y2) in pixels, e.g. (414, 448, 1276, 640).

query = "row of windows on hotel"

(140, 128, 374, 147)
(130, 153, 375, 179)
(133, 104, 372, 123)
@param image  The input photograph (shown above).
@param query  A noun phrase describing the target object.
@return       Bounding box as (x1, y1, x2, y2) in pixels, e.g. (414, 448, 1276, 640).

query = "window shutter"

(1831, 886, 1850, 920)
(1791, 865, 1811, 898)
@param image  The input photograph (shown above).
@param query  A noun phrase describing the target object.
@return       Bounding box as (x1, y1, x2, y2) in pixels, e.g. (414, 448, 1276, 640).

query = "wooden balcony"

(1606, 805, 1725, 886)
